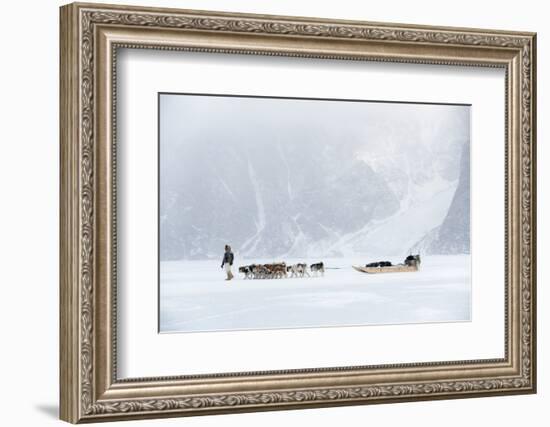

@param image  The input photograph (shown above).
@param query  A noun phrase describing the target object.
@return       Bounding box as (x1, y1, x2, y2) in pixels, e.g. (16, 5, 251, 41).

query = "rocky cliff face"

(160, 136, 400, 260)
(411, 142, 470, 255)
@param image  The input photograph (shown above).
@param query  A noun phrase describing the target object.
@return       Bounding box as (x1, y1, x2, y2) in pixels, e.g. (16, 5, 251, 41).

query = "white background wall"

(0, 0, 545, 425)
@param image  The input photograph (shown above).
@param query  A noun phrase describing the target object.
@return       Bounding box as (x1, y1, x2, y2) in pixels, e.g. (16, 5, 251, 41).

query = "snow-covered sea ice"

(160, 255, 470, 333)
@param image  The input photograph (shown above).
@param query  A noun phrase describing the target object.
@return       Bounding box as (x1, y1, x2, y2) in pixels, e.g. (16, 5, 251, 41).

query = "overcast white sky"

(160, 93, 470, 158)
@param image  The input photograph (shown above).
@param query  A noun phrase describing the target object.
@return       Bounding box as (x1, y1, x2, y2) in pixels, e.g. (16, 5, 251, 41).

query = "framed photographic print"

(59, 2, 537, 423)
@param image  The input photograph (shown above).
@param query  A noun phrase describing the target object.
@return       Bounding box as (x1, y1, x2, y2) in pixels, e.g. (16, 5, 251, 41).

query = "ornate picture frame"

(60, 2, 536, 423)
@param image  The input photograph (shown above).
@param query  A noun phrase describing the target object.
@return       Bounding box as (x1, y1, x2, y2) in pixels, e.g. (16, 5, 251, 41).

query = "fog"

(159, 94, 470, 261)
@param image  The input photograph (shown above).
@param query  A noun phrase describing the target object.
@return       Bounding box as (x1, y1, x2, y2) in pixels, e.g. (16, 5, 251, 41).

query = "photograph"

(158, 93, 472, 333)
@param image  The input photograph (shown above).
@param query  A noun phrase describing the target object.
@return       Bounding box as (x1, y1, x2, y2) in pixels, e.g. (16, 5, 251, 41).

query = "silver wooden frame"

(60, 2, 537, 423)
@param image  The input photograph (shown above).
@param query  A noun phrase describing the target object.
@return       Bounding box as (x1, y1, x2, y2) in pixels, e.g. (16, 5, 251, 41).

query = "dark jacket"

(221, 251, 234, 267)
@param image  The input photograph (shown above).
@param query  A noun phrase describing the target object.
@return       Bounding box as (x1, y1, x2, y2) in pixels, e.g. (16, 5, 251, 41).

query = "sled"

(352, 264, 419, 274)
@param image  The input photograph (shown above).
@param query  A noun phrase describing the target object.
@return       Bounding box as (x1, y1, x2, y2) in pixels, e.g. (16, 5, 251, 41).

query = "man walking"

(221, 244, 234, 281)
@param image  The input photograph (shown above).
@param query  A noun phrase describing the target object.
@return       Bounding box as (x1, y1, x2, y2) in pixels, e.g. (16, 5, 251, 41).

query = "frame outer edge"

(60, 3, 81, 424)
(68, 1, 536, 37)
(529, 33, 537, 393)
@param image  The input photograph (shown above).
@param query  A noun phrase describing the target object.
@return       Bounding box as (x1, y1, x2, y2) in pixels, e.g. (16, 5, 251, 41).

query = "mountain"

(410, 142, 470, 254)
(159, 95, 470, 261)
(160, 136, 400, 260)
